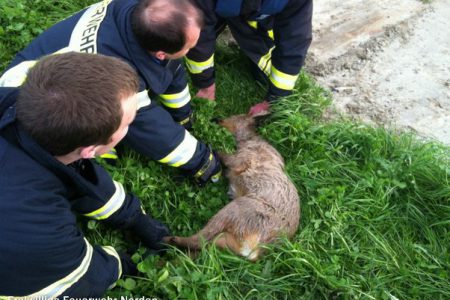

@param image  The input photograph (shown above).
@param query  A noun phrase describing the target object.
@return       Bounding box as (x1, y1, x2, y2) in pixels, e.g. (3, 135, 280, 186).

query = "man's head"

(16, 52, 139, 163)
(131, 0, 203, 60)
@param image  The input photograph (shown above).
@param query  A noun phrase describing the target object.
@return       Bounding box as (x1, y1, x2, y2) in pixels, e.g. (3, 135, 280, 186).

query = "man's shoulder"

(0, 136, 59, 188)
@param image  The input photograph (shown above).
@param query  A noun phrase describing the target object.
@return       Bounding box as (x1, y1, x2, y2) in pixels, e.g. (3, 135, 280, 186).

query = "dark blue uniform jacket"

(0, 88, 167, 297)
(187, 0, 313, 99)
(6, 0, 186, 102)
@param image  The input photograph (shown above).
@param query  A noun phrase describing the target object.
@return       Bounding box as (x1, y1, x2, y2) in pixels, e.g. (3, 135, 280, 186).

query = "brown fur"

(165, 113, 300, 260)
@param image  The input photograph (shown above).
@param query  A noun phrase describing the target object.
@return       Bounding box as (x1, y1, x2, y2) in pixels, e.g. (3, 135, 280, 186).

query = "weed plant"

(1, 1, 449, 299)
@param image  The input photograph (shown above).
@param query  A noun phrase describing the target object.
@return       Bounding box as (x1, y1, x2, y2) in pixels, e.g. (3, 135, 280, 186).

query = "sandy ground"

(307, 0, 450, 145)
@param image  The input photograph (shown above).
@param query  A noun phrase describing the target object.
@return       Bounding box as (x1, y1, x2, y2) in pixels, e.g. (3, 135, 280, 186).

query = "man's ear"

(154, 51, 167, 60)
(79, 146, 97, 159)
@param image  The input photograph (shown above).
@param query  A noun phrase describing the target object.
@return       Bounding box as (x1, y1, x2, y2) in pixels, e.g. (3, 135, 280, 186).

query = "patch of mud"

(307, 0, 450, 145)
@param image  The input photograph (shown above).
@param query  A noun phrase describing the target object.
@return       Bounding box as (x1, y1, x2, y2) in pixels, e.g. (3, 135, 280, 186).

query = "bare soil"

(306, 0, 450, 144)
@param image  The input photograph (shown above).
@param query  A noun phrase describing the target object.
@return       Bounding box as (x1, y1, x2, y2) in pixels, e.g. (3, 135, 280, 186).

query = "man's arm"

(185, 0, 218, 99)
(70, 160, 169, 251)
(159, 63, 194, 128)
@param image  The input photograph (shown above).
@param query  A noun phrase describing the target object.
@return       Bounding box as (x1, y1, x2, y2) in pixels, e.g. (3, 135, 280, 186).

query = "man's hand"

(195, 83, 216, 101)
(131, 214, 170, 253)
(248, 100, 270, 116)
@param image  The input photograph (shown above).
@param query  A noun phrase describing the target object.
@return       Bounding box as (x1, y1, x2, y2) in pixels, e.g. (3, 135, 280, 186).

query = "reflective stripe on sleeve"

(3, 238, 95, 298)
(83, 181, 125, 220)
(100, 148, 118, 160)
(0, 61, 37, 87)
(101, 246, 122, 288)
(158, 131, 198, 167)
(160, 85, 191, 109)
(0, 0, 113, 88)
(137, 90, 151, 109)
(247, 21, 273, 40)
(257, 47, 274, 76)
(247, 21, 258, 29)
(185, 54, 214, 74)
(269, 66, 299, 90)
(0, 47, 72, 88)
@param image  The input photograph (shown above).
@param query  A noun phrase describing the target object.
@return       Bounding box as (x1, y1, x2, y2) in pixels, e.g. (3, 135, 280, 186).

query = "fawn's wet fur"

(166, 113, 300, 260)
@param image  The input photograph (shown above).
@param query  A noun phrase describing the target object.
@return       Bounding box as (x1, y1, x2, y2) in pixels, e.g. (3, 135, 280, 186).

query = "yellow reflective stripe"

(247, 21, 273, 40)
(0, 0, 112, 88)
(211, 170, 221, 182)
(185, 54, 214, 74)
(137, 90, 152, 109)
(100, 148, 117, 160)
(4, 238, 94, 298)
(100, 153, 118, 159)
(178, 115, 191, 126)
(248, 21, 258, 29)
(0, 61, 38, 87)
(194, 153, 213, 178)
(257, 47, 274, 76)
(269, 66, 299, 90)
(158, 131, 198, 167)
(83, 181, 125, 220)
(160, 85, 191, 108)
(102, 245, 122, 288)
(0, 47, 73, 89)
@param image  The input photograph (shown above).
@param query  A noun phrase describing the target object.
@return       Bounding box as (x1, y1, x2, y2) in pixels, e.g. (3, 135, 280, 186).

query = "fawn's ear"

(253, 112, 270, 127)
(251, 109, 271, 118)
(253, 115, 269, 127)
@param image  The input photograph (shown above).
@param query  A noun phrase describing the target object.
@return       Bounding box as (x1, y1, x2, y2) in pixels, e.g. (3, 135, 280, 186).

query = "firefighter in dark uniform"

(0, 0, 221, 186)
(0, 53, 170, 297)
(185, 0, 313, 115)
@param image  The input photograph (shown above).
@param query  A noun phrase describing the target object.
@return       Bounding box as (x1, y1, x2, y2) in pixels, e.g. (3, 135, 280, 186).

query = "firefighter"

(185, 0, 313, 115)
(0, 0, 221, 186)
(0, 53, 171, 297)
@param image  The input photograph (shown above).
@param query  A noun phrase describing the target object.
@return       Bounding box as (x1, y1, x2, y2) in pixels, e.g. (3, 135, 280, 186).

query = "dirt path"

(307, 0, 450, 145)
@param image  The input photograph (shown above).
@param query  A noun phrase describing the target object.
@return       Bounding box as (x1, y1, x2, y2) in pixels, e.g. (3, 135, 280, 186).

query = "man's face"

(165, 24, 201, 60)
(94, 93, 138, 156)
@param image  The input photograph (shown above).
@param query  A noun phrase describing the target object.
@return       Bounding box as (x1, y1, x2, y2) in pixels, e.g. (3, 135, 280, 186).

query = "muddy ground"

(306, 0, 450, 145)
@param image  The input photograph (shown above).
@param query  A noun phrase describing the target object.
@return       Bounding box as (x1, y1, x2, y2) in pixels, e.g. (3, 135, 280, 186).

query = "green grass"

(1, 1, 449, 299)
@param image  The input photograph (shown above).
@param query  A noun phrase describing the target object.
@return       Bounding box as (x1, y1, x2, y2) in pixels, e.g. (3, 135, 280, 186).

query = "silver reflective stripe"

(162, 93, 190, 105)
(83, 181, 125, 220)
(184, 54, 214, 74)
(137, 90, 152, 109)
(0, 61, 37, 87)
(9, 239, 94, 298)
(0, 47, 71, 88)
(102, 246, 122, 289)
(0, 0, 112, 88)
(160, 86, 191, 108)
(69, 0, 111, 53)
(257, 47, 274, 76)
(158, 131, 198, 167)
(269, 66, 298, 90)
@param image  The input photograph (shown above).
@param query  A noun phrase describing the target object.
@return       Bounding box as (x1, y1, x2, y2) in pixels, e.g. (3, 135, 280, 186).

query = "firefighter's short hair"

(17, 52, 139, 156)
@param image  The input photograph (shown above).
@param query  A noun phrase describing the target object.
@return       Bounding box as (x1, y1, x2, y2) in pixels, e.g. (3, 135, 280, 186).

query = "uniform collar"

(0, 88, 20, 130)
(0, 89, 103, 197)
